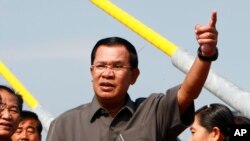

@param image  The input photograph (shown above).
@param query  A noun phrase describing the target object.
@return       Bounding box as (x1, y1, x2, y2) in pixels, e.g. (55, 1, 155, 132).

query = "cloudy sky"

(1, 0, 250, 140)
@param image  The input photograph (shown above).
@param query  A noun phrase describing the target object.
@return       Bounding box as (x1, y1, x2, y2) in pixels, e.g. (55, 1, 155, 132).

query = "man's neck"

(0, 136, 11, 141)
(98, 96, 127, 117)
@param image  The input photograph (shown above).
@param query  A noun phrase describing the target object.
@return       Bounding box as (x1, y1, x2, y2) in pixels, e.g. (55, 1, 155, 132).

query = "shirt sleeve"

(46, 119, 60, 141)
(157, 85, 195, 140)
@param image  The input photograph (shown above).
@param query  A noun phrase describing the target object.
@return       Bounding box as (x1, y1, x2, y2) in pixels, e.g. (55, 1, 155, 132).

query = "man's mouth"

(100, 82, 115, 91)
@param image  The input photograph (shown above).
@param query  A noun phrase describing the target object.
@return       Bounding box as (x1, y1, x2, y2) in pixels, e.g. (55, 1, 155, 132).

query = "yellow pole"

(91, 0, 177, 57)
(0, 61, 39, 109)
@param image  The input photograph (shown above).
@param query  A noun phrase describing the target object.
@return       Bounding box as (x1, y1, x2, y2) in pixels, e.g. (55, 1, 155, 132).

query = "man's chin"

(0, 131, 12, 138)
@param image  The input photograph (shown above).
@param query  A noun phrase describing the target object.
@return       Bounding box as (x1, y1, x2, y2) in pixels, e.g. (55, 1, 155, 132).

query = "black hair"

(0, 85, 23, 112)
(20, 110, 43, 134)
(195, 103, 234, 141)
(234, 115, 250, 125)
(91, 37, 138, 69)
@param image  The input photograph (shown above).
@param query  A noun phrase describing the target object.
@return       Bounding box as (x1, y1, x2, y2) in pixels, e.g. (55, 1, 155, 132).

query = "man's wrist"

(197, 47, 218, 62)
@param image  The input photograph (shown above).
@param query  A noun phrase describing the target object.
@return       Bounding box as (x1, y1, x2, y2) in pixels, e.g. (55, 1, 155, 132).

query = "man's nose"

(1, 109, 11, 119)
(20, 131, 29, 139)
(102, 67, 115, 77)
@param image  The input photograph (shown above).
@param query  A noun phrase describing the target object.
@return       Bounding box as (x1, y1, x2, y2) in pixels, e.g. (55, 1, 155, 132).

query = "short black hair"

(0, 85, 23, 112)
(91, 37, 138, 69)
(21, 110, 43, 134)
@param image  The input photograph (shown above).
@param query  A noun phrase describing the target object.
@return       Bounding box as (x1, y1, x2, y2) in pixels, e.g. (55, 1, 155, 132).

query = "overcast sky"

(1, 0, 250, 140)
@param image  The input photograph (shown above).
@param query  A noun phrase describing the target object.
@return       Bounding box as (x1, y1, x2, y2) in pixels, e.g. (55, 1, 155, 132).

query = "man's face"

(11, 118, 41, 141)
(0, 89, 20, 139)
(91, 45, 139, 103)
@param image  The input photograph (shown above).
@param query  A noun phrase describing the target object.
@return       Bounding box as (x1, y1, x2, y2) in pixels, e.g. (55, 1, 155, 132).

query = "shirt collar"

(89, 94, 135, 122)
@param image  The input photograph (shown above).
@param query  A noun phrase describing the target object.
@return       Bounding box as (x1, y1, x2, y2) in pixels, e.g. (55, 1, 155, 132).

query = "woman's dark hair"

(91, 37, 138, 69)
(196, 103, 234, 141)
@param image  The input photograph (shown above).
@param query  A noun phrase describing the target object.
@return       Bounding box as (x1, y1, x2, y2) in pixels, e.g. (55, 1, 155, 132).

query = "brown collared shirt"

(46, 85, 194, 141)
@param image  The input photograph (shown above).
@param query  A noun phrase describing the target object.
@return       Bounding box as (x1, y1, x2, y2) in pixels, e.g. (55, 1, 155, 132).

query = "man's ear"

(130, 68, 140, 85)
(90, 66, 94, 76)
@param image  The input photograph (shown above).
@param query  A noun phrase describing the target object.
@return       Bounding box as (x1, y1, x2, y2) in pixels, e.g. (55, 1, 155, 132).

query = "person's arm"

(177, 11, 218, 114)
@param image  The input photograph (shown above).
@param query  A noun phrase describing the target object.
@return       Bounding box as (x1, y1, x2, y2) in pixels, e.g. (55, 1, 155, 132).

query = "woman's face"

(189, 115, 214, 141)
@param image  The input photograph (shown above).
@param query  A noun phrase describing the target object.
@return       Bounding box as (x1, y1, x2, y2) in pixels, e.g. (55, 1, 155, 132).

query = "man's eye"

(9, 108, 19, 114)
(96, 65, 106, 69)
(113, 65, 123, 69)
(27, 128, 35, 133)
(15, 129, 22, 133)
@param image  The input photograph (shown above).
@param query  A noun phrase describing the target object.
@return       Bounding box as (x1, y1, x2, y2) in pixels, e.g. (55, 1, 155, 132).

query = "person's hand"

(195, 11, 218, 56)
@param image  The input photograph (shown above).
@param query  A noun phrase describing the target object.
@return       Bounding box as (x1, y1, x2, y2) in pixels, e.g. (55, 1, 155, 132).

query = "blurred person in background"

(11, 110, 43, 141)
(0, 85, 23, 141)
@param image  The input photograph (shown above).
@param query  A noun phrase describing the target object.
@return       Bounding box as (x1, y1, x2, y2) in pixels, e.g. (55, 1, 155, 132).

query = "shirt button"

(101, 109, 107, 114)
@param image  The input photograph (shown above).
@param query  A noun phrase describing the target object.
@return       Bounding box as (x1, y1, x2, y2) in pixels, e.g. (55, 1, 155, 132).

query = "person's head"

(0, 85, 23, 140)
(11, 110, 42, 141)
(90, 37, 140, 104)
(189, 103, 234, 141)
(234, 115, 250, 125)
